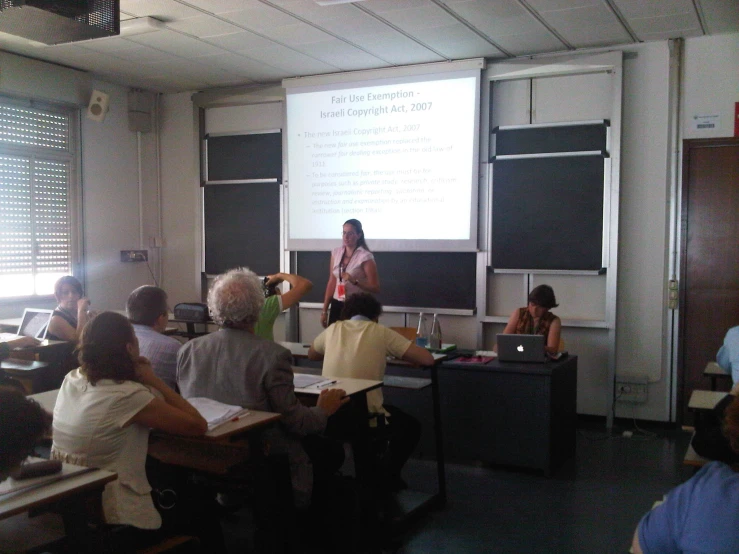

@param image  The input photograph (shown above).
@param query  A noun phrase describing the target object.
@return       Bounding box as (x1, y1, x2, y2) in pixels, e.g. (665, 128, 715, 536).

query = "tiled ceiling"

(0, 0, 735, 93)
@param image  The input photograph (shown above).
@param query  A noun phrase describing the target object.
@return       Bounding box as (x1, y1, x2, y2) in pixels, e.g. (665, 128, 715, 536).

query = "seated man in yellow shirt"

(308, 293, 434, 490)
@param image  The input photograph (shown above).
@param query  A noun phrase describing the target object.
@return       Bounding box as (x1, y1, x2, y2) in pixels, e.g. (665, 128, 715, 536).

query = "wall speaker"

(87, 90, 110, 122)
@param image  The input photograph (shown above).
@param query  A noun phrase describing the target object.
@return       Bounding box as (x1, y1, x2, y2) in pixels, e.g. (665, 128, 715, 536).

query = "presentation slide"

(286, 69, 479, 251)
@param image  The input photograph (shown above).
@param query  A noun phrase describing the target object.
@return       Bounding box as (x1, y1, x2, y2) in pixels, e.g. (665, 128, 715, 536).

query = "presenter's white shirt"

(331, 246, 374, 300)
(312, 318, 411, 416)
(51, 369, 160, 529)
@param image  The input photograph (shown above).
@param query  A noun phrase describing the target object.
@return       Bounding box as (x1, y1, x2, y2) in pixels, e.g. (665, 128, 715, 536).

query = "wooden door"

(679, 138, 739, 423)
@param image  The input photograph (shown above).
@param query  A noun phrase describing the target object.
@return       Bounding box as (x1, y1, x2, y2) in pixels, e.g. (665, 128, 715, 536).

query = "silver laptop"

(497, 334, 547, 363)
(0, 308, 53, 343)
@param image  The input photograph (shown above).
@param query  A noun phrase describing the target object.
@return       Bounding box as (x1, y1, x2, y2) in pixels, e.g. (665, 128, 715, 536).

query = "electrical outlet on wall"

(616, 375, 648, 403)
(120, 250, 148, 262)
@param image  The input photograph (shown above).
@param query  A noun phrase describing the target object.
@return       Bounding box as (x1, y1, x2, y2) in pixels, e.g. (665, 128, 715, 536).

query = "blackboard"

(205, 131, 282, 182)
(492, 156, 604, 271)
(296, 251, 476, 310)
(203, 183, 280, 275)
(493, 122, 608, 156)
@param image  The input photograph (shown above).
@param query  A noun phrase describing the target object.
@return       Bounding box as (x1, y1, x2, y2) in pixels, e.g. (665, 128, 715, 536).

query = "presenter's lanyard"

(339, 248, 356, 282)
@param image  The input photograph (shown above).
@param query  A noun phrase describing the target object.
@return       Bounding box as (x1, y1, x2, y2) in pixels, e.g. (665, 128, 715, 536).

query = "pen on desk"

(316, 380, 337, 389)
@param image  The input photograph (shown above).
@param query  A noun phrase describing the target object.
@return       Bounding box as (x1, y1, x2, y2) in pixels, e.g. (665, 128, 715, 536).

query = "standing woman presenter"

(321, 219, 380, 327)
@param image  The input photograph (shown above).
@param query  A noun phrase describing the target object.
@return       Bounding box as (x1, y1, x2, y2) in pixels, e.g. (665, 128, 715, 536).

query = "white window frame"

(0, 95, 82, 303)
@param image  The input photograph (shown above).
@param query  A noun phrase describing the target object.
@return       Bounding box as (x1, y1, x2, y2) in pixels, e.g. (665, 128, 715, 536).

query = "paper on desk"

(188, 397, 249, 431)
(293, 374, 335, 389)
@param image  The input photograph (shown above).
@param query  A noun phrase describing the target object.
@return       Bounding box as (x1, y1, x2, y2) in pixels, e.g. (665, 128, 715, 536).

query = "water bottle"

(429, 314, 442, 350)
(416, 312, 429, 347)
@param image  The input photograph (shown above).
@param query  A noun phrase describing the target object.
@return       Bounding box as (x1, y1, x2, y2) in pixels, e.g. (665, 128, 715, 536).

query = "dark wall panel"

(492, 156, 604, 271)
(297, 251, 476, 310)
(205, 132, 282, 182)
(204, 183, 280, 275)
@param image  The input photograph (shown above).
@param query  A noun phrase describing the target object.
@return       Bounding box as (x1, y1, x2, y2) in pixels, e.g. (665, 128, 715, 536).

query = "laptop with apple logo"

(496, 333, 547, 362)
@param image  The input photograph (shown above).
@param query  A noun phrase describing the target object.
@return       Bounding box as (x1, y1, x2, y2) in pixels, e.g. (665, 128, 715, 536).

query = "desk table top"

(688, 389, 728, 411)
(292, 371, 382, 397)
(0, 459, 116, 520)
(31, 389, 280, 441)
(280, 341, 446, 366)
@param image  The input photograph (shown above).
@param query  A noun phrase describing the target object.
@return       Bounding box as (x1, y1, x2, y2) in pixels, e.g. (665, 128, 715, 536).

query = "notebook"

(496, 334, 547, 363)
(0, 308, 53, 343)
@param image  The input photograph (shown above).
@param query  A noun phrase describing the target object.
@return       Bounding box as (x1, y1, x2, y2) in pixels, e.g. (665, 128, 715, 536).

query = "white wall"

(159, 92, 201, 306)
(683, 33, 739, 140)
(82, 79, 159, 312)
(614, 41, 671, 420)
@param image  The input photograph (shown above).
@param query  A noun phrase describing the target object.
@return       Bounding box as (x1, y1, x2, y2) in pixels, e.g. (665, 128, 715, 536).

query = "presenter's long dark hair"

(344, 219, 370, 251)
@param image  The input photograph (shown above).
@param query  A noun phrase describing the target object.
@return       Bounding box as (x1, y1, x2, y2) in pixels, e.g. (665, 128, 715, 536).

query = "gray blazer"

(176, 328, 327, 506)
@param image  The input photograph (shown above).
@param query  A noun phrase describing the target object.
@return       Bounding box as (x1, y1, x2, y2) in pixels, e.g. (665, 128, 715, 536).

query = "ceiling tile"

(76, 37, 141, 54)
(221, 5, 301, 30)
(542, 3, 620, 27)
(200, 52, 290, 81)
(120, 0, 204, 21)
(494, 31, 568, 56)
(263, 22, 335, 45)
(524, 0, 594, 10)
(563, 24, 633, 47)
(204, 31, 279, 52)
(367, 4, 458, 32)
(344, 30, 442, 64)
(299, 39, 388, 70)
(126, 30, 227, 58)
(613, 0, 695, 20)
(238, 43, 339, 75)
(164, 15, 243, 37)
(180, 0, 261, 14)
(629, 12, 703, 36)
(412, 24, 502, 58)
(443, 3, 548, 37)
(697, 0, 739, 34)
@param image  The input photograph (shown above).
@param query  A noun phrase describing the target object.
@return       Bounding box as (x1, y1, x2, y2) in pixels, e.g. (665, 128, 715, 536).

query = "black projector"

(174, 303, 210, 323)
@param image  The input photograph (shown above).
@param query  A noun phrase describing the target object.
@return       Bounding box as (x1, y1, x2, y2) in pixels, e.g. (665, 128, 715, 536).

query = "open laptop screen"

(18, 309, 53, 340)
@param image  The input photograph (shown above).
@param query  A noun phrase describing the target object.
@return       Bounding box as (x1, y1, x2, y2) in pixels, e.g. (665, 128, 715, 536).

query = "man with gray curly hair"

(177, 267, 347, 508)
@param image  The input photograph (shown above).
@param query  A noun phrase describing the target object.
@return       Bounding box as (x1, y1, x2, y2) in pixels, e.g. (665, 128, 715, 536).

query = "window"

(0, 100, 79, 298)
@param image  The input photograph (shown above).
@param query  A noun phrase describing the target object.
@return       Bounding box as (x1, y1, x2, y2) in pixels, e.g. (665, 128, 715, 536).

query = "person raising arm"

(255, 272, 313, 341)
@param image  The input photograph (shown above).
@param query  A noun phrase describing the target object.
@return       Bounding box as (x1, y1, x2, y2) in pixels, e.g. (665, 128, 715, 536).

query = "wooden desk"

(385, 354, 578, 476)
(704, 362, 731, 391)
(31, 389, 282, 475)
(688, 389, 727, 411)
(0, 458, 116, 552)
(293, 372, 383, 397)
(0, 317, 22, 332)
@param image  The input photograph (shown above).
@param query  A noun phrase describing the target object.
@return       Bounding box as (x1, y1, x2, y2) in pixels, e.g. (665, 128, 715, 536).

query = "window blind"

(0, 102, 73, 297)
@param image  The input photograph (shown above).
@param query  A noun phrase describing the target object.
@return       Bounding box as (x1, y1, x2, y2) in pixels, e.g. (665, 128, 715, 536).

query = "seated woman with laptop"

(47, 275, 95, 342)
(497, 284, 562, 356)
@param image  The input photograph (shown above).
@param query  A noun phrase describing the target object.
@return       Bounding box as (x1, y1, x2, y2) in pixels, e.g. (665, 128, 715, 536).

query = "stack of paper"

(188, 397, 249, 430)
(294, 374, 335, 389)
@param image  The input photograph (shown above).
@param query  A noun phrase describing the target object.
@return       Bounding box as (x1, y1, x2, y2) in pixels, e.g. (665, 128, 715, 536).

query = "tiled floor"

(221, 422, 693, 553)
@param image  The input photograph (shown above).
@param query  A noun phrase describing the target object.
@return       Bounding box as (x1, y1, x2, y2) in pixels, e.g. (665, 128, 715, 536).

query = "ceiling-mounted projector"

(0, 0, 120, 45)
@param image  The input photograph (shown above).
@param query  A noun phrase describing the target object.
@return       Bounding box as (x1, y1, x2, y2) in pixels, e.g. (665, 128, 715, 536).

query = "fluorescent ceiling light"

(120, 17, 165, 37)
